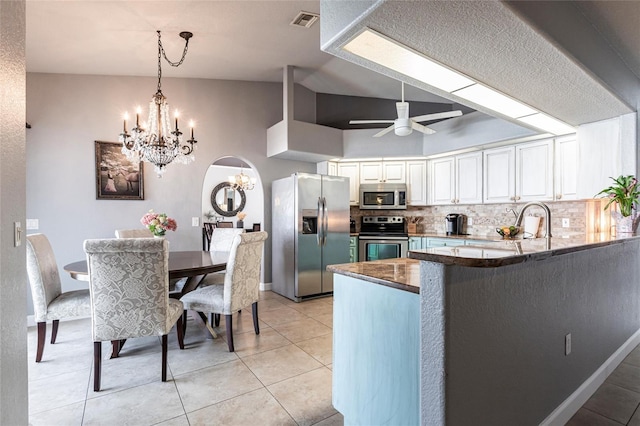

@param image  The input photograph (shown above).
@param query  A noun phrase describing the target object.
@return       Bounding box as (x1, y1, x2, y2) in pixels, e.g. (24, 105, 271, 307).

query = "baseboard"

(541, 328, 640, 426)
(260, 282, 272, 291)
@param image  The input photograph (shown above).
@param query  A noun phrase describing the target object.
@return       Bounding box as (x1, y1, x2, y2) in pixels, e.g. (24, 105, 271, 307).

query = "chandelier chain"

(156, 30, 191, 93)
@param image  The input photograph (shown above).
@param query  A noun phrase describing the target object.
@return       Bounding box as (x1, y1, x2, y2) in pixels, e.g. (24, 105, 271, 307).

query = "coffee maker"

(445, 213, 464, 235)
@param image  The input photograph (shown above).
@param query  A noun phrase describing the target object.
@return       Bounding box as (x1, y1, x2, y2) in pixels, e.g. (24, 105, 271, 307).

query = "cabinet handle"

(510, 196, 515, 201)
(557, 194, 562, 199)
(516, 196, 521, 201)
(451, 199, 456, 204)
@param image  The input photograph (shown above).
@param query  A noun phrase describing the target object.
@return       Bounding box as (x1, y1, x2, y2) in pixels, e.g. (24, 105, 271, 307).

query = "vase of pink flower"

(140, 210, 177, 237)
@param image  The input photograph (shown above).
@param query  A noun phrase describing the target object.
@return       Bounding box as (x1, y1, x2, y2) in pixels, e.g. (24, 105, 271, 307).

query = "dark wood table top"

(63, 250, 229, 281)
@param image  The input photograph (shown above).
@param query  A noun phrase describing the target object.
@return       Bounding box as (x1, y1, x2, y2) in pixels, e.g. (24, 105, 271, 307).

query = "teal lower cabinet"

(333, 275, 419, 424)
(425, 237, 466, 248)
(349, 236, 358, 262)
(409, 236, 424, 250)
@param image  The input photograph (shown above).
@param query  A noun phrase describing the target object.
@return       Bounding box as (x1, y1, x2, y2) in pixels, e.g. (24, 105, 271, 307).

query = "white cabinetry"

(406, 160, 427, 206)
(360, 161, 406, 184)
(337, 162, 360, 205)
(429, 152, 482, 205)
(554, 136, 577, 200)
(483, 139, 553, 203)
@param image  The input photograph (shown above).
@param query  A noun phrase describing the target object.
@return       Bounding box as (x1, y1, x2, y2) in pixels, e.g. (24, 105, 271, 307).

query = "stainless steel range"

(358, 216, 408, 262)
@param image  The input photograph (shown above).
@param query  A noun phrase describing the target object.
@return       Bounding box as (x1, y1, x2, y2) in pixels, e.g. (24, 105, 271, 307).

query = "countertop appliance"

(272, 173, 350, 302)
(359, 183, 407, 210)
(446, 213, 464, 235)
(358, 216, 409, 262)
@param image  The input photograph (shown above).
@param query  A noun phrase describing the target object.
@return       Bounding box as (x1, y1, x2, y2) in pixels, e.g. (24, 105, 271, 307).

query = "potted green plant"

(596, 175, 640, 234)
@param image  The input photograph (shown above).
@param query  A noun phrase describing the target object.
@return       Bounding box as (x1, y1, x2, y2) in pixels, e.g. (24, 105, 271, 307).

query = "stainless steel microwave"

(359, 183, 407, 210)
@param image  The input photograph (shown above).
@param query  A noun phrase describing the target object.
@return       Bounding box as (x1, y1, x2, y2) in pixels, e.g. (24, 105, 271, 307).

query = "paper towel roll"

(523, 216, 541, 238)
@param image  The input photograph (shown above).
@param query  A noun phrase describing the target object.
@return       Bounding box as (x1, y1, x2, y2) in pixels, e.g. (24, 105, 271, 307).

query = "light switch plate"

(192, 217, 199, 227)
(14, 222, 22, 247)
(26, 219, 39, 230)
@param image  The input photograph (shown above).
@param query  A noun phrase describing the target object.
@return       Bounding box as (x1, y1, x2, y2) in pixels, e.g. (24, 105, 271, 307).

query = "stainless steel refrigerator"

(272, 173, 350, 302)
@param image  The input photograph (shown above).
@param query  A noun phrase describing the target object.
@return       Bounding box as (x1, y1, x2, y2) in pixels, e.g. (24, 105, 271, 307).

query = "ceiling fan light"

(395, 119, 413, 136)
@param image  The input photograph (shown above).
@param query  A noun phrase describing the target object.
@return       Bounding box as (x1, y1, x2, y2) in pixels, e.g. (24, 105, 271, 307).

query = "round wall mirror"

(210, 182, 246, 217)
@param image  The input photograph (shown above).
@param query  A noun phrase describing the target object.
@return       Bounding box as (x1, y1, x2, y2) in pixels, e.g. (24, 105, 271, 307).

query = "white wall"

(26, 73, 317, 314)
(1, 0, 28, 423)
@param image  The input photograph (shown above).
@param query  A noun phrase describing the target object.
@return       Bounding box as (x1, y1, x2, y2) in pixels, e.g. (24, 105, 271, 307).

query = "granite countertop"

(327, 258, 420, 294)
(408, 233, 504, 241)
(409, 233, 640, 267)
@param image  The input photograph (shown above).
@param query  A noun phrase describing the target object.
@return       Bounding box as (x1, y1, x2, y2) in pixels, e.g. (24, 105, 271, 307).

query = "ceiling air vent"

(290, 11, 319, 28)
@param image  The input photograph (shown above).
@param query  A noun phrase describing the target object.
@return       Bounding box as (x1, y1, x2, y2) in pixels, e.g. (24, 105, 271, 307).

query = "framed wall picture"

(95, 141, 144, 200)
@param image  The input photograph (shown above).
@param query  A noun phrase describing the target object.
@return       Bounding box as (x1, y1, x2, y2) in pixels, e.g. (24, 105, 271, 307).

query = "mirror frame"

(210, 182, 246, 217)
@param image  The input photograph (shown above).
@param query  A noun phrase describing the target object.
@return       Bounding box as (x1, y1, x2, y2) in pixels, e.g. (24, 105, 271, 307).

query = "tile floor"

(567, 344, 640, 426)
(27, 291, 343, 426)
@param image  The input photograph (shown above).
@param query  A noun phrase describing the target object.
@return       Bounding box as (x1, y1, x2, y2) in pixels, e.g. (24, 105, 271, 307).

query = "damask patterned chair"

(26, 234, 91, 362)
(180, 231, 267, 352)
(83, 238, 184, 391)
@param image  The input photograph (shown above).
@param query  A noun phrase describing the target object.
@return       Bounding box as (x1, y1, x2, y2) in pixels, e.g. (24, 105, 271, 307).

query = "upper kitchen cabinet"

(483, 139, 553, 203)
(406, 160, 428, 206)
(554, 136, 577, 201)
(359, 161, 406, 184)
(337, 162, 360, 205)
(429, 152, 482, 205)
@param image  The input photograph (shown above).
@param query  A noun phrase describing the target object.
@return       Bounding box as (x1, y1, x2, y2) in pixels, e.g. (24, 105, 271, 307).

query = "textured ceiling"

(25, 0, 640, 129)
(321, 0, 638, 129)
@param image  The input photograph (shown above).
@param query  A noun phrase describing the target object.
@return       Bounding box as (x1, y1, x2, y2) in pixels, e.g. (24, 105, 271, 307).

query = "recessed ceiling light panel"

(342, 29, 473, 93)
(452, 84, 536, 119)
(517, 113, 576, 136)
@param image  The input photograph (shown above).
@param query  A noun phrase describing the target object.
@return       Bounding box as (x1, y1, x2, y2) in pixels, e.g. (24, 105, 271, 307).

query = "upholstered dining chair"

(216, 221, 234, 228)
(198, 228, 245, 288)
(26, 234, 91, 363)
(114, 228, 152, 238)
(83, 238, 184, 391)
(180, 231, 267, 352)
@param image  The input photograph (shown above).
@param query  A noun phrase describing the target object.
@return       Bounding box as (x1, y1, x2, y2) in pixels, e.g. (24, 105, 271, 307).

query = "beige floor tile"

(28, 401, 85, 426)
(608, 362, 640, 394)
(29, 368, 89, 415)
(28, 348, 93, 382)
(174, 359, 263, 413)
(290, 302, 333, 318)
(242, 344, 323, 386)
(583, 382, 640, 425)
(312, 412, 344, 426)
(272, 317, 332, 343)
(313, 313, 333, 328)
(187, 388, 296, 425)
(259, 306, 310, 327)
(232, 327, 291, 358)
(258, 297, 289, 312)
(268, 367, 336, 426)
(213, 310, 269, 336)
(625, 346, 640, 368)
(565, 408, 623, 426)
(156, 415, 191, 426)
(83, 380, 185, 425)
(166, 335, 238, 377)
(87, 348, 172, 398)
(297, 334, 333, 365)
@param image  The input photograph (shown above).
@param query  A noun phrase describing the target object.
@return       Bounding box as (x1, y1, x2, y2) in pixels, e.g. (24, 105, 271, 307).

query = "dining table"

(63, 250, 229, 355)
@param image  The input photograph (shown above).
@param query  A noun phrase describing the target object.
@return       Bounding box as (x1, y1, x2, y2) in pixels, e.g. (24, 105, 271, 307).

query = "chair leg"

(36, 322, 46, 362)
(214, 313, 220, 327)
(252, 302, 260, 335)
(161, 334, 168, 382)
(176, 316, 185, 350)
(50, 319, 59, 344)
(94, 342, 102, 392)
(182, 310, 187, 335)
(225, 314, 234, 352)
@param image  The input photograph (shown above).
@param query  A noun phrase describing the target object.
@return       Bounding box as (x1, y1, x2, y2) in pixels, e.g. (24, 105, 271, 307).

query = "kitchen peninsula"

(328, 234, 640, 425)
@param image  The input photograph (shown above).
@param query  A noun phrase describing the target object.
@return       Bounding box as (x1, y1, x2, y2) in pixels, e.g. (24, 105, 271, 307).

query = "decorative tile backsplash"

(351, 199, 611, 238)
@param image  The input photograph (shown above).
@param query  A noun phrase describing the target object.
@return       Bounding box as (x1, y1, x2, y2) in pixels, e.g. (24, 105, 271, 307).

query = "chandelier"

(228, 168, 257, 191)
(119, 31, 197, 177)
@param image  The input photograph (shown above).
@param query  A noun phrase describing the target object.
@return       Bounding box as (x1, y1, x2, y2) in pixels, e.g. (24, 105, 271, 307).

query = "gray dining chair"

(83, 238, 184, 391)
(26, 234, 91, 362)
(180, 231, 267, 352)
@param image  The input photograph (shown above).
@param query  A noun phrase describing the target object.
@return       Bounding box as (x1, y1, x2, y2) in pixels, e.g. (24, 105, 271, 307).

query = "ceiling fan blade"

(411, 110, 463, 123)
(396, 102, 409, 119)
(373, 124, 396, 138)
(411, 121, 436, 135)
(349, 119, 395, 124)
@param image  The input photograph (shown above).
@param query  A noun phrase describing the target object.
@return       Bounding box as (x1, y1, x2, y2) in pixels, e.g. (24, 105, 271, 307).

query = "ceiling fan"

(349, 82, 463, 137)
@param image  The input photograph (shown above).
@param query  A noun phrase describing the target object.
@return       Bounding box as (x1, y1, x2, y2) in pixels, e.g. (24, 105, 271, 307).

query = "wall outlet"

(562, 218, 570, 228)
(192, 217, 199, 227)
(467, 217, 473, 226)
(565, 333, 571, 355)
(26, 219, 39, 230)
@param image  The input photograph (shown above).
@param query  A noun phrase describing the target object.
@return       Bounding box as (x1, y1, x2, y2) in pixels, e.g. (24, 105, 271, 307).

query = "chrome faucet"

(514, 201, 552, 238)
